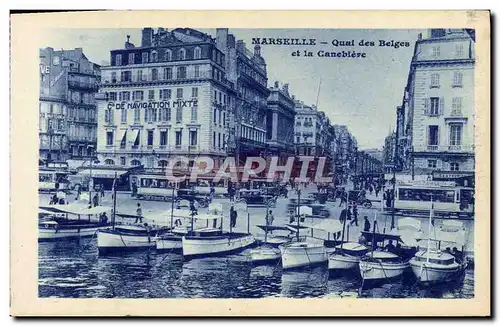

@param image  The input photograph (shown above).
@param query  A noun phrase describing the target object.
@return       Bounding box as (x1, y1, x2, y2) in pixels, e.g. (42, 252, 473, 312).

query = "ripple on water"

(38, 240, 474, 299)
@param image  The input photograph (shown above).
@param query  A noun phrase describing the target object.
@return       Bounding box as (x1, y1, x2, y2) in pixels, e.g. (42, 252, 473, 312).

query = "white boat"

(410, 249, 466, 283)
(97, 224, 168, 254)
(359, 250, 410, 280)
(328, 242, 370, 271)
(250, 246, 282, 263)
(181, 204, 255, 260)
(410, 209, 468, 284)
(157, 203, 225, 253)
(38, 205, 112, 241)
(182, 231, 255, 260)
(280, 241, 328, 270)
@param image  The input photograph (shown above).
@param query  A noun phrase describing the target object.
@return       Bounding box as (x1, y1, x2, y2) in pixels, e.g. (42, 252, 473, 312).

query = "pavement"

(39, 183, 474, 255)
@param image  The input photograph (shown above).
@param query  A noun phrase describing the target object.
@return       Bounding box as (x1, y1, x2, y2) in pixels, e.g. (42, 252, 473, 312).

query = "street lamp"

(87, 146, 100, 203)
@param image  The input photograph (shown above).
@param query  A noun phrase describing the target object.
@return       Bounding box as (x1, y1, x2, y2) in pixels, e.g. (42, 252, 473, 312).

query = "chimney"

(274, 81, 279, 88)
(125, 35, 135, 49)
(141, 28, 153, 47)
(418, 33, 422, 40)
(283, 83, 289, 93)
(236, 40, 246, 52)
(216, 28, 229, 52)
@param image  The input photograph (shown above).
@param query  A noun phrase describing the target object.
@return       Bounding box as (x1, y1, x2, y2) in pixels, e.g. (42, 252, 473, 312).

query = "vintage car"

(286, 198, 331, 218)
(236, 189, 277, 207)
(176, 188, 211, 208)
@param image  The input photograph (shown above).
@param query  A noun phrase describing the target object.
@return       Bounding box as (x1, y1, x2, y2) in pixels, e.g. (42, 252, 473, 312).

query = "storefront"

(76, 166, 142, 191)
(432, 171, 475, 188)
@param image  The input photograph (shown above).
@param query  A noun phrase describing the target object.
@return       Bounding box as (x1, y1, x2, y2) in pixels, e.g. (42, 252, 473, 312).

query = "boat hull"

(38, 224, 109, 241)
(410, 259, 464, 283)
(328, 253, 360, 270)
(182, 233, 255, 260)
(97, 229, 156, 254)
(250, 247, 281, 264)
(156, 234, 183, 253)
(359, 260, 409, 280)
(280, 243, 328, 270)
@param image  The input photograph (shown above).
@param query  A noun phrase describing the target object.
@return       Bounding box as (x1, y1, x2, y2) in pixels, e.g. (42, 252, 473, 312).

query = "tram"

(39, 168, 70, 192)
(394, 181, 474, 218)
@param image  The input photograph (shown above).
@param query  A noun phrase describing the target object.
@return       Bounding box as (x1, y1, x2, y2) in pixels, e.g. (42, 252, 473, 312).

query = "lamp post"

(87, 146, 100, 203)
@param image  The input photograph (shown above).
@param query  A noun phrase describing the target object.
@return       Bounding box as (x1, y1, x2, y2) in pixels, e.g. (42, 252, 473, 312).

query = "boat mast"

(170, 182, 175, 229)
(371, 211, 377, 258)
(427, 197, 433, 263)
(296, 186, 301, 241)
(112, 172, 117, 230)
(340, 191, 348, 249)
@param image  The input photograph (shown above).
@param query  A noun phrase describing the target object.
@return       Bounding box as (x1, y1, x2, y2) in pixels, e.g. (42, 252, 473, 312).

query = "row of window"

(108, 87, 198, 102)
(430, 43, 466, 59)
(424, 96, 465, 116)
(68, 91, 95, 105)
(239, 125, 266, 143)
(213, 108, 227, 127)
(427, 160, 460, 171)
(67, 107, 96, 122)
(427, 123, 463, 146)
(429, 71, 464, 88)
(108, 65, 215, 83)
(114, 47, 224, 66)
(237, 61, 266, 86)
(106, 129, 199, 148)
(116, 47, 202, 66)
(105, 106, 199, 124)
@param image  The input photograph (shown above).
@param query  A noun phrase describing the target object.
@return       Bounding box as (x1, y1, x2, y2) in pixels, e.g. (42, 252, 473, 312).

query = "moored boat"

(38, 205, 112, 241)
(328, 242, 370, 271)
(359, 250, 410, 280)
(280, 240, 328, 270)
(410, 207, 469, 284)
(250, 245, 281, 264)
(97, 224, 169, 254)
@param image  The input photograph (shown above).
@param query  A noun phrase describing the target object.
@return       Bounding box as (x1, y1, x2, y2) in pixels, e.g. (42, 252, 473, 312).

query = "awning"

(129, 129, 140, 145)
(301, 219, 342, 234)
(116, 129, 127, 145)
(191, 213, 223, 220)
(78, 169, 128, 179)
(39, 204, 112, 215)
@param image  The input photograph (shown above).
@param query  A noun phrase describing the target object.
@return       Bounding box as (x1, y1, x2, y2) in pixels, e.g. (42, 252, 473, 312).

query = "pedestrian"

(339, 207, 348, 223)
(50, 193, 58, 205)
(135, 203, 143, 223)
(100, 185, 105, 198)
(131, 182, 138, 197)
(210, 183, 215, 200)
(369, 184, 373, 195)
(375, 185, 380, 198)
(92, 193, 99, 207)
(363, 216, 371, 232)
(385, 189, 392, 208)
(189, 199, 198, 216)
(350, 203, 359, 226)
(339, 190, 347, 207)
(347, 205, 352, 220)
(230, 206, 238, 228)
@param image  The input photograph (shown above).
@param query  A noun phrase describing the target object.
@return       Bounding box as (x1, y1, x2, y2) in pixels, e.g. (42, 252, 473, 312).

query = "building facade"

(216, 29, 270, 164)
(402, 29, 475, 176)
(266, 81, 296, 159)
(333, 124, 358, 175)
(294, 102, 321, 156)
(39, 47, 100, 163)
(97, 28, 232, 170)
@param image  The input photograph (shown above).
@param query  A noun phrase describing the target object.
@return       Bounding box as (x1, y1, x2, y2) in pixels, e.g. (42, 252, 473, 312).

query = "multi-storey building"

(39, 47, 100, 163)
(333, 125, 358, 174)
(216, 29, 270, 163)
(355, 150, 384, 177)
(97, 28, 232, 170)
(266, 81, 296, 159)
(402, 29, 475, 177)
(383, 131, 397, 172)
(294, 101, 322, 156)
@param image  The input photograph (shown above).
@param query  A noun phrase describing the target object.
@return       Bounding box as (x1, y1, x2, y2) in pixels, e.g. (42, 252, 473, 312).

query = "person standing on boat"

(189, 199, 198, 216)
(266, 210, 275, 227)
(100, 185, 105, 198)
(135, 203, 143, 223)
(384, 240, 396, 253)
(230, 206, 238, 228)
(50, 193, 58, 205)
(363, 216, 371, 232)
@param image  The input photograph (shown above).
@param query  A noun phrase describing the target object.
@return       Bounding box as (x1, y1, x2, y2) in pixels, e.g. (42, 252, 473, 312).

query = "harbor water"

(39, 239, 474, 299)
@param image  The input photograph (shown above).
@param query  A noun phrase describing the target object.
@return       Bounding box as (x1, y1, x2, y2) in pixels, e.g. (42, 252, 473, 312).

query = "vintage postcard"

(10, 10, 490, 316)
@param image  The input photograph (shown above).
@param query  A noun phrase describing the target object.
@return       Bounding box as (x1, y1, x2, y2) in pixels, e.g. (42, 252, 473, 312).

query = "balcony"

(422, 144, 474, 153)
(68, 80, 98, 91)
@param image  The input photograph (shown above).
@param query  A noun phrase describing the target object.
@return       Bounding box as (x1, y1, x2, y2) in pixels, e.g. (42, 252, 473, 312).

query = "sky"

(41, 28, 424, 150)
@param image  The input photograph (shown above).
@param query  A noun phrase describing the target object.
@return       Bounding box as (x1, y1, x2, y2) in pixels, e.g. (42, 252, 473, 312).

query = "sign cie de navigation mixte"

(107, 99, 199, 110)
